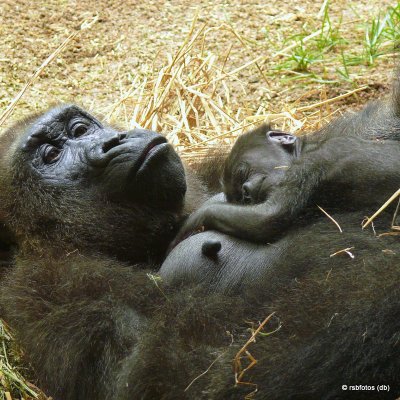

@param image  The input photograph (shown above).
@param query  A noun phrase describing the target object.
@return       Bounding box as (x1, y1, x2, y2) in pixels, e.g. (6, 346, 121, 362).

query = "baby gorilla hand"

(168, 204, 215, 253)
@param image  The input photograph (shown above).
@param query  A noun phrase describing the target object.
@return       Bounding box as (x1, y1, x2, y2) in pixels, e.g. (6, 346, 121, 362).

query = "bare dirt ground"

(0, 0, 399, 398)
(0, 1, 397, 138)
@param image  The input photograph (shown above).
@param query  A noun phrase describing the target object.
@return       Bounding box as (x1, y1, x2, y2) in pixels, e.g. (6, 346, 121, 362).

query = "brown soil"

(0, 0, 396, 131)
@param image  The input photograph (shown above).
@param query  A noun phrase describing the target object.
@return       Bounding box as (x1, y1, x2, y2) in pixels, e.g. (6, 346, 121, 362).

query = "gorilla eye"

(43, 145, 61, 164)
(70, 122, 89, 137)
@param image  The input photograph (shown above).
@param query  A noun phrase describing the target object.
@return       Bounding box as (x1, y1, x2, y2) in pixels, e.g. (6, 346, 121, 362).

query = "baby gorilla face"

(223, 126, 299, 204)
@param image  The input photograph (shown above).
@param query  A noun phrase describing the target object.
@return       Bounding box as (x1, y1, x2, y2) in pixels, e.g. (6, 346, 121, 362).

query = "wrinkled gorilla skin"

(0, 84, 400, 400)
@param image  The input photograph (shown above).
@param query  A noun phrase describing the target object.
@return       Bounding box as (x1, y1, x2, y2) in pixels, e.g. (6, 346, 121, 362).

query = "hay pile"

(102, 18, 369, 162)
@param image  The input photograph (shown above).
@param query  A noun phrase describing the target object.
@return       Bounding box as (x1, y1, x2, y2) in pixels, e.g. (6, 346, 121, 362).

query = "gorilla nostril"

(242, 183, 252, 204)
(102, 136, 121, 153)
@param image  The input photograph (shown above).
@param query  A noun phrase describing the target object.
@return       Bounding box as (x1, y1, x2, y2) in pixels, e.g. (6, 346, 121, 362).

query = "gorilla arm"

(174, 137, 400, 243)
(0, 253, 164, 400)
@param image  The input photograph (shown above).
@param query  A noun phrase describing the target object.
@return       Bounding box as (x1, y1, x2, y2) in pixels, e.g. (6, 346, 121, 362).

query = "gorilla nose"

(242, 183, 253, 204)
(102, 133, 127, 153)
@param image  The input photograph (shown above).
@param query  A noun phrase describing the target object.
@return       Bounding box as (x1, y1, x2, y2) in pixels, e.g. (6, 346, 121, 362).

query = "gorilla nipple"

(202, 240, 222, 259)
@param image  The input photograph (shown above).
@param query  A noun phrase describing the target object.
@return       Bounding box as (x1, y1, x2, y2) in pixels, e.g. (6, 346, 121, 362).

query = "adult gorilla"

(0, 85, 399, 400)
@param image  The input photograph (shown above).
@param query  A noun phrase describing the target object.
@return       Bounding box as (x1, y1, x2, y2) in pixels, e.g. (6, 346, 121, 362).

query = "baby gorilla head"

(223, 125, 299, 204)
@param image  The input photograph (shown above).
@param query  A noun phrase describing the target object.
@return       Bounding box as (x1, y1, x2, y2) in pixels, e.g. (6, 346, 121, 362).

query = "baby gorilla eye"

(43, 145, 61, 164)
(70, 121, 89, 137)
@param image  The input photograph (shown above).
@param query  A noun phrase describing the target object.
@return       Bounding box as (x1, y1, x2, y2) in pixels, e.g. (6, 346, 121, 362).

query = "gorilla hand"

(169, 203, 214, 251)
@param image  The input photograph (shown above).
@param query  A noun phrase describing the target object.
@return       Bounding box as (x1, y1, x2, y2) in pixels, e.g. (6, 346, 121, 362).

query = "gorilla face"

(0, 105, 187, 262)
(223, 125, 299, 204)
(17, 105, 186, 210)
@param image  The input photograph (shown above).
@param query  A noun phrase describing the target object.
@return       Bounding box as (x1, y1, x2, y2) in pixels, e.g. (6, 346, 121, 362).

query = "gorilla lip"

(136, 137, 168, 174)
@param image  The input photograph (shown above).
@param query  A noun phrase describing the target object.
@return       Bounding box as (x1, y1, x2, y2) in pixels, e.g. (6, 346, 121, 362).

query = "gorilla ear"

(266, 130, 298, 152)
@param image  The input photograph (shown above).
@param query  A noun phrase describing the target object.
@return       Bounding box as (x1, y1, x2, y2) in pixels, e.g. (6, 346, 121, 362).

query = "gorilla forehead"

(21, 104, 102, 148)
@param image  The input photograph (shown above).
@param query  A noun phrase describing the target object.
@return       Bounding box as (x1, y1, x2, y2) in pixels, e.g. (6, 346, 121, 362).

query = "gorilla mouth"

(102, 135, 168, 179)
(136, 136, 168, 176)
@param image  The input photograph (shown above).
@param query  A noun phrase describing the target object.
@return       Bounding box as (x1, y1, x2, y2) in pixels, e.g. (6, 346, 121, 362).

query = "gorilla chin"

(129, 141, 187, 210)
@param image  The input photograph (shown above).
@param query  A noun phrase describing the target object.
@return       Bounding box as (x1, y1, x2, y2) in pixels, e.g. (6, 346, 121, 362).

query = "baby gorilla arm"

(173, 200, 286, 243)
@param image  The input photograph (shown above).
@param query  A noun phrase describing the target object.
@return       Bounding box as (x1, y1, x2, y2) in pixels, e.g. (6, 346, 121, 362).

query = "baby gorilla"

(162, 121, 400, 295)
(223, 127, 298, 204)
(174, 117, 400, 243)
(161, 167, 292, 294)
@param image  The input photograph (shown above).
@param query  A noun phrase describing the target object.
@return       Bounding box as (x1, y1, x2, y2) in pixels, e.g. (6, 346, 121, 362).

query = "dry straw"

(233, 312, 281, 400)
(1, 13, 370, 164)
(104, 17, 269, 160)
(103, 16, 370, 163)
(362, 188, 400, 229)
(104, 17, 304, 162)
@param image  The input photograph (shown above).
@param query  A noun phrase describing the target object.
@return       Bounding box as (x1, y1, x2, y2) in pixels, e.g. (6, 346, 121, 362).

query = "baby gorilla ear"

(266, 130, 298, 153)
